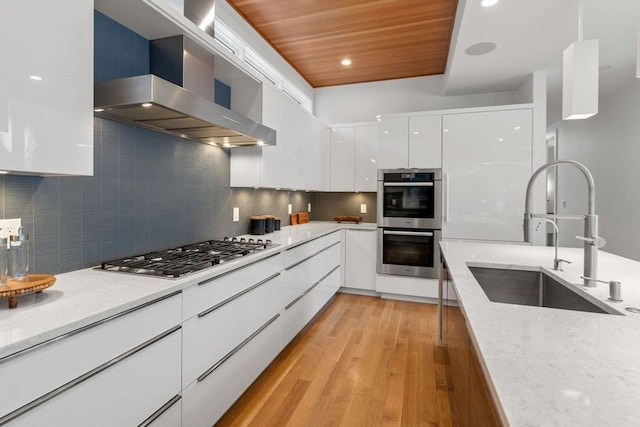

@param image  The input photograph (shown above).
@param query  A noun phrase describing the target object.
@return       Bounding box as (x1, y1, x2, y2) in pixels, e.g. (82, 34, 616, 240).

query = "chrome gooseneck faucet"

(524, 160, 602, 287)
(535, 219, 571, 271)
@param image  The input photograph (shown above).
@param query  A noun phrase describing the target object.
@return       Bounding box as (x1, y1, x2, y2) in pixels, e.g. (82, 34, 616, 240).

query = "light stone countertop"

(0, 221, 375, 359)
(439, 240, 640, 427)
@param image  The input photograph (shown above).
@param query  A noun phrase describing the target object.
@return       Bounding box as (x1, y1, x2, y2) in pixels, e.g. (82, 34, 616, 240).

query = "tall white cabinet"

(330, 127, 355, 191)
(442, 108, 533, 242)
(0, 0, 93, 175)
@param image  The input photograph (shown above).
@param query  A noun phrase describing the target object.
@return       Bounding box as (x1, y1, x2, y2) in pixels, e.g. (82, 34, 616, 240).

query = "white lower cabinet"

(181, 314, 284, 427)
(182, 270, 284, 386)
(3, 328, 182, 427)
(344, 229, 377, 291)
(0, 293, 182, 423)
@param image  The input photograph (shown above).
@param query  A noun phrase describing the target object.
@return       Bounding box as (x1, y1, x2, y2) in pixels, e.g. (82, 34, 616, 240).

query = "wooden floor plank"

(215, 293, 452, 427)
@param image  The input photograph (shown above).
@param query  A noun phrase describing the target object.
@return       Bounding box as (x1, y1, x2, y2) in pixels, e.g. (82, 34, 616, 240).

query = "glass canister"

(0, 237, 7, 285)
(9, 233, 29, 280)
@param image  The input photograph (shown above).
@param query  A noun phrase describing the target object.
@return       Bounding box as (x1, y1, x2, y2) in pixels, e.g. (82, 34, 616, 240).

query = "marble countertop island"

(440, 240, 640, 427)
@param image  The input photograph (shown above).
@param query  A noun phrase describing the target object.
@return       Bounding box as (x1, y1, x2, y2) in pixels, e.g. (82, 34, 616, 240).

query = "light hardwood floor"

(216, 293, 453, 427)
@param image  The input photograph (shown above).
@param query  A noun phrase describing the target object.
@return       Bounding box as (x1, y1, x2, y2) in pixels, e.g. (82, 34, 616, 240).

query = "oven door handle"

(382, 230, 434, 237)
(383, 182, 434, 187)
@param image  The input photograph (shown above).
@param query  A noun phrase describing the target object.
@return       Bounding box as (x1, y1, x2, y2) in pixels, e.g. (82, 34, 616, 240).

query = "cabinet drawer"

(284, 239, 319, 268)
(182, 271, 283, 386)
(2, 327, 181, 427)
(0, 292, 181, 419)
(183, 252, 283, 320)
(182, 315, 284, 427)
(312, 242, 340, 284)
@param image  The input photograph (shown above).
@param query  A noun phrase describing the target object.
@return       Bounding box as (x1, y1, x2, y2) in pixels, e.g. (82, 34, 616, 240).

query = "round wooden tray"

(0, 274, 56, 309)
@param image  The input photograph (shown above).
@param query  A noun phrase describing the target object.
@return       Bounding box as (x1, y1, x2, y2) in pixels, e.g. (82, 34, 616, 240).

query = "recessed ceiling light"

(141, 103, 153, 108)
(481, 0, 499, 7)
(0, 171, 8, 174)
(257, 140, 265, 146)
(514, 126, 521, 130)
(29, 75, 42, 81)
(466, 42, 497, 56)
(93, 108, 104, 112)
(341, 58, 352, 66)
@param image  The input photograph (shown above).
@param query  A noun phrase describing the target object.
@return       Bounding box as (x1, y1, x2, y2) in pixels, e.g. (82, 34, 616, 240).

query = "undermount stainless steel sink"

(468, 266, 621, 315)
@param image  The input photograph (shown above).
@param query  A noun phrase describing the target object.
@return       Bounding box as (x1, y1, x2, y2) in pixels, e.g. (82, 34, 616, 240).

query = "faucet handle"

(553, 259, 571, 271)
(575, 235, 606, 248)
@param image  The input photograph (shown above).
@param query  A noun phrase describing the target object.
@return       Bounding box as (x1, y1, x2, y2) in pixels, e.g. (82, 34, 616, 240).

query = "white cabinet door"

(354, 126, 378, 192)
(5, 329, 182, 427)
(318, 127, 332, 191)
(344, 229, 377, 291)
(283, 98, 302, 190)
(442, 109, 532, 242)
(409, 115, 442, 168)
(0, 0, 93, 176)
(182, 315, 284, 427)
(330, 127, 355, 191)
(377, 117, 408, 169)
(260, 85, 286, 188)
(299, 111, 317, 191)
(230, 146, 261, 187)
(0, 293, 181, 420)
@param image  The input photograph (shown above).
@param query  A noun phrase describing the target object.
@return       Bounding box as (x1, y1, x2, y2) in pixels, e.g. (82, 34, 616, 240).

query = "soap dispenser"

(8, 227, 29, 280)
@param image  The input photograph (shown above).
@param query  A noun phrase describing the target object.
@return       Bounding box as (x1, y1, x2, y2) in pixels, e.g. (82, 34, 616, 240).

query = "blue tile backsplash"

(0, 11, 312, 275)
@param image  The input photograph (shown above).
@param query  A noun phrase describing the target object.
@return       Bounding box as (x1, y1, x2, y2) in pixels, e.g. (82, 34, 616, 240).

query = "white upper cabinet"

(330, 127, 355, 192)
(354, 125, 378, 192)
(283, 98, 302, 190)
(0, 0, 93, 175)
(260, 84, 286, 188)
(318, 126, 332, 192)
(376, 117, 409, 169)
(442, 108, 533, 242)
(409, 115, 442, 168)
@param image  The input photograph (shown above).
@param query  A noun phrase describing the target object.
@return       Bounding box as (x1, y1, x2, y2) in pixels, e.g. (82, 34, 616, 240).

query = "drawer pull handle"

(197, 273, 281, 318)
(138, 393, 181, 427)
(197, 314, 280, 382)
(198, 252, 281, 286)
(285, 241, 340, 271)
(285, 265, 340, 310)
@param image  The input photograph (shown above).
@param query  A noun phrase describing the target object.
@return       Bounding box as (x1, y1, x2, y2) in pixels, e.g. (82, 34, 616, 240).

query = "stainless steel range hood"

(94, 35, 275, 147)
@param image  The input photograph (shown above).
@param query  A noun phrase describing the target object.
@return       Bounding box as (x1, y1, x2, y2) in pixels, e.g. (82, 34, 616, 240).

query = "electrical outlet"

(233, 207, 239, 222)
(360, 204, 367, 214)
(0, 218, 21, 239)
(288, 204, 292, 215)
(308, 203, 312, 212)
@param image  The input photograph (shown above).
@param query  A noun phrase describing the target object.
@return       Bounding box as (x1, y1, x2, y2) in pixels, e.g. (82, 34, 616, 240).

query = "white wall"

(314, 75, 520, 124)
(551, 74, 640, 261)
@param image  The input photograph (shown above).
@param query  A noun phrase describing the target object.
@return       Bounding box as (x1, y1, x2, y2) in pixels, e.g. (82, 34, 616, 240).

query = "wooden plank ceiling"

(226, 0, 459, 88)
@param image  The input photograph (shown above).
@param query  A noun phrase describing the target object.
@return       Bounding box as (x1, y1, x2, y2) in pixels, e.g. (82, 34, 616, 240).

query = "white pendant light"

(562, 0, 599, 120)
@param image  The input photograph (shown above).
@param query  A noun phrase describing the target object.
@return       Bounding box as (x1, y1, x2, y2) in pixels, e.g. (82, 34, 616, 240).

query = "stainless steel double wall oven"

(377, 168, 442, 278)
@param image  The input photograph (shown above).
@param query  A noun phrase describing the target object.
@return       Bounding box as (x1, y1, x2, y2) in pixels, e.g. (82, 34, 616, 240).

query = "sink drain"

(624, 307, 640, 314)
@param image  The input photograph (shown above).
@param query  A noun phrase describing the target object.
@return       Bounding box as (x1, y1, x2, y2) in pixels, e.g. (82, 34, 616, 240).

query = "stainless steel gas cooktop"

(100, 237, 276, 278)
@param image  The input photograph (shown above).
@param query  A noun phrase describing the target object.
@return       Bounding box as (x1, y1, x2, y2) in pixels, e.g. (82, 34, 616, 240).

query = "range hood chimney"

(94, 32, 275, 147)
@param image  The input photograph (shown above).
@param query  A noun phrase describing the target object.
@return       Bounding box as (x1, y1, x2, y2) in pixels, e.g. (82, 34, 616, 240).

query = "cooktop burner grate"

(100, 238, 274, 278)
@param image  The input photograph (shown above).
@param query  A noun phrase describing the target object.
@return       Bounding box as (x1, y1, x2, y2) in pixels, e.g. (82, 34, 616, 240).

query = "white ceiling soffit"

(444, 0, 639, 101)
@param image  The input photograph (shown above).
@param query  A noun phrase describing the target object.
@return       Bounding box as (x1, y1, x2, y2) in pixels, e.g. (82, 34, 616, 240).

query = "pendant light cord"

(578, 0, 584, 41)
